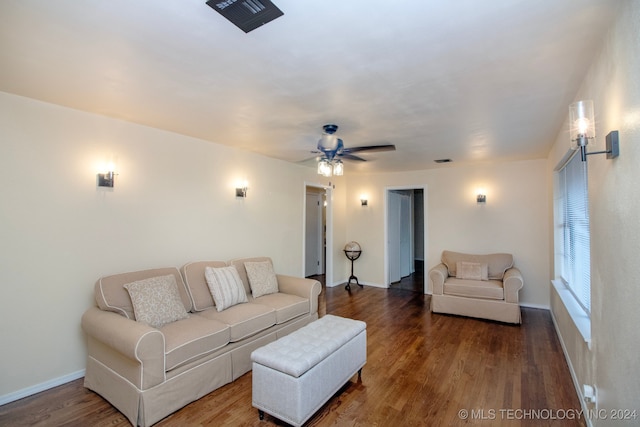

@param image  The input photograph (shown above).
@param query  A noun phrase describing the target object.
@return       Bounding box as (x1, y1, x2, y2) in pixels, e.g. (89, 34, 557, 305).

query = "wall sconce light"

(97, 171, 116, 188)
(569, 100, 620, 161)
(360, 195, 368, 206)
(235, 181, 248, 198)
(476, 187, 486, 204)
(97, 161, 117, 188)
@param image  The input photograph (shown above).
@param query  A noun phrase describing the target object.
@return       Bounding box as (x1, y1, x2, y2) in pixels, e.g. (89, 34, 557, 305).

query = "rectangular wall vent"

(206, 0, 284, 33)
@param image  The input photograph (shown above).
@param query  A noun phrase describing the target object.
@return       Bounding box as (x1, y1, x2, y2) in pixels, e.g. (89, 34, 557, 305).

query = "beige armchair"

(429, 250, 523, 324)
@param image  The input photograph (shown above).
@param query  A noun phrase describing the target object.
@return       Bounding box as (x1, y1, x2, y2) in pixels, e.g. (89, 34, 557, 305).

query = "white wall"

(344, 160, 549, 307)
(0, 92, 346, 400)
(548, 0, 640, 422)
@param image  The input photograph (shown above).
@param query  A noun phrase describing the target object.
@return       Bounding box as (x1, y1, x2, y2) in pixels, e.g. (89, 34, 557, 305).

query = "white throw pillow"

(124, 274, 189, 328)
(204, 265, 248, 311)
(455, 261, 489, 281)
(244, 260, 279, 298)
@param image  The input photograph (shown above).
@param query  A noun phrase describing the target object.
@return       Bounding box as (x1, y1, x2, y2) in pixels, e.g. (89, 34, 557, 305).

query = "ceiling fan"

(314, 124, 396, 177)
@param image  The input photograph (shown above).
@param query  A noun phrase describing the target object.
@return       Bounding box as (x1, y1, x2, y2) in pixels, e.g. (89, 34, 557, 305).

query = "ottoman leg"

(259, 410, 264, 420)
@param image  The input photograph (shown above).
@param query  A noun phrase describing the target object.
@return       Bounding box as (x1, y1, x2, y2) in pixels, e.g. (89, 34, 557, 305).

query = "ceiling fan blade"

(338, 153, 367, 162)
(342, 144, 396, 154)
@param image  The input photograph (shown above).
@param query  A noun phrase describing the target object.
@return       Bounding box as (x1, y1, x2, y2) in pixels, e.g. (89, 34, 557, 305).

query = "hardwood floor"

(0, 285, 585, 427)
(389, 260, 424, 293)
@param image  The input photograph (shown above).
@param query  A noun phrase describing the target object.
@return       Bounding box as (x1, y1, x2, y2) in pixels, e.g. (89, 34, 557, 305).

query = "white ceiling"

(0, 0, 620, 173)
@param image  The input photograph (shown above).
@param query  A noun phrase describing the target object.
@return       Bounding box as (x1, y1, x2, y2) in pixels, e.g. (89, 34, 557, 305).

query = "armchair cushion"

(455, 261, 488, 281)
(442, 250, 513, 280)
(444, 278, 504, 300)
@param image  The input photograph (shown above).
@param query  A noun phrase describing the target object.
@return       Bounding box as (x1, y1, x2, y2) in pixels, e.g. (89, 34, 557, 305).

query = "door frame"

(305, 189, 323, 276)
(303, 182, 333, 286)
(384, 185, 428, 293)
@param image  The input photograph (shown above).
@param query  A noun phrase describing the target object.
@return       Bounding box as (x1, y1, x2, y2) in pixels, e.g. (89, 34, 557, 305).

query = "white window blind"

(557, 152, 591, 314)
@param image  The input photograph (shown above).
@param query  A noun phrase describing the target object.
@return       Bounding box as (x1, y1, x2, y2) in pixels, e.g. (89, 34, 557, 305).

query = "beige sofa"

(81, 257, 321, 427)
(429, 250, 523, 324)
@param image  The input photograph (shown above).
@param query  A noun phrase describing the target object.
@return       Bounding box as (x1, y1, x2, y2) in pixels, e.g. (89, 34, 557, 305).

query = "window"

(554, 151, 591, 315)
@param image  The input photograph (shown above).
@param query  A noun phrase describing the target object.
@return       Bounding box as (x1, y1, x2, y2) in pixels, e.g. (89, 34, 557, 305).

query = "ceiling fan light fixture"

(333, 159, 344, 176)
(318, 158, 332, 177)
(314, 123, 395, 177)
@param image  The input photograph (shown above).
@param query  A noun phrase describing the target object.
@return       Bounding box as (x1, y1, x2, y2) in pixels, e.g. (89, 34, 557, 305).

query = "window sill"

(551, 279, 591, 349)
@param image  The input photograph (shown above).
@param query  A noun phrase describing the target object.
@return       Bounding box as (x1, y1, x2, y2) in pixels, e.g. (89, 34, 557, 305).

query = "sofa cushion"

(228, 257, 273, 294)
(442, 251, 513, 280)
(204, 266, 248, 312)
(96, 267, 192, 319)
(124, 274, 190, 328)
(161, 315, 230, 371)
(455, 261, 488, 281)
(197, 303, 276, 342)
(245, 260, 279, 298)
(250, 293, 309, 324)
(181, 261, 228, 311)
(444, 278, 504, 300)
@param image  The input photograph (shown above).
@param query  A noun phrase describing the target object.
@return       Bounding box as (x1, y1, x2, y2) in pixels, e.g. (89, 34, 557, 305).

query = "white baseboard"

(327, 279, 387, 289)
(550, 311, 593, 427)
(358, 281, 387, 289)
(519, 302, 550, 310)
(0, 369, 85, 406)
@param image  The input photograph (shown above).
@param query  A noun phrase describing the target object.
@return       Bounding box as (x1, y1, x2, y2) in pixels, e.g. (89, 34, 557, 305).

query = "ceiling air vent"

(206, 0, 284, 33)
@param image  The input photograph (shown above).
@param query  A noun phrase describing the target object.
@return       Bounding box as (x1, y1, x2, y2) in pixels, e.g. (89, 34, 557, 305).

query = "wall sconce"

(569, 100, 620, 161)
(475, 187, 486, 204)
(97, 161, 117, 188)
(97, 171, 116, 188)
(360, 195, 368, 206)
(235, 181, 248, 198)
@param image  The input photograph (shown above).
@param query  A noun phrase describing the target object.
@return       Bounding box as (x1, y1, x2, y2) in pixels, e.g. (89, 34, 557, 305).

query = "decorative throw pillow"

(455, 261, 489, 281)
(244, 260, 279, 299)
(123, 275, 189, 329)
(204, 265, 248, 312)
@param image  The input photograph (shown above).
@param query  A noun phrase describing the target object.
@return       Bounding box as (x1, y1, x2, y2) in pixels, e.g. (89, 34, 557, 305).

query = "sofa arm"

(429, 263, 448, 295)
(81, 306, 165, 389)
(276, 274, 322, 314)
(503, 267, 524, 304)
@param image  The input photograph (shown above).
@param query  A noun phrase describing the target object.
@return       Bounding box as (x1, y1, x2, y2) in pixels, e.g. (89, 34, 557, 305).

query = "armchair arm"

(503, 267, 524, 304)
(429, 263, 449, 295)
(81, 307, 165, 389)
(276, 274, 322, 314)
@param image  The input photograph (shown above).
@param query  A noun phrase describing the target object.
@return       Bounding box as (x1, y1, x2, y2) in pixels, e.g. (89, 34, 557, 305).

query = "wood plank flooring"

(0, 284, 584, 427)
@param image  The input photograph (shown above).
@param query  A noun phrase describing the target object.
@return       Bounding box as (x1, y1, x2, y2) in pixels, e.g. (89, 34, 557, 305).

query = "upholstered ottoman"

(251, 314, 367, 426)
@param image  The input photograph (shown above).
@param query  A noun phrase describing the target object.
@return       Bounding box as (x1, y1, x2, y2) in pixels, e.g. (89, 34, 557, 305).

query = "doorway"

(304, 184, 333, 286)
(385, 187, 426, 293)
(305, 187, 324, 276)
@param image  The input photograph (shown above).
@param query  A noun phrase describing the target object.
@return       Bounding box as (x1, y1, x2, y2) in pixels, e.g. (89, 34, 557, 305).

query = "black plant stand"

(344, 249, 362, 291)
